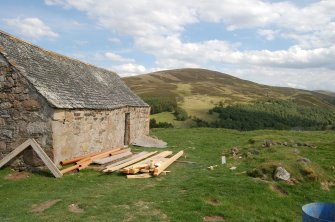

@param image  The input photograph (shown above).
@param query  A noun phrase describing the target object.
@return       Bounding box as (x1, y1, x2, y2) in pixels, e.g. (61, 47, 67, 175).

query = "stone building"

(0, 31, 150, 166)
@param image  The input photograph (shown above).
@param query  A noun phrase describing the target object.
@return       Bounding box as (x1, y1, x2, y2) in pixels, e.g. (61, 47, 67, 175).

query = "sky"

(0, 0, 334, 91)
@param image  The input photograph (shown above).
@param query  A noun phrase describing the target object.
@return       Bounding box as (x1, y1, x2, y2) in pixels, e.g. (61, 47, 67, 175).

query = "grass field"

(0, 128, 334, 221)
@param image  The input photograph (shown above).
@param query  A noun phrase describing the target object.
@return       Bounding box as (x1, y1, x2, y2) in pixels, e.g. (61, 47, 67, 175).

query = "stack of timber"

(60, 148, 184, 178)
(104, 150, 184, 178)
(60, 147, 130, 174)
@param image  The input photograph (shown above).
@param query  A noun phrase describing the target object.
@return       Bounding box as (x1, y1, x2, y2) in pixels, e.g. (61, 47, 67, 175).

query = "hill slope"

(123, 68, 335, 126)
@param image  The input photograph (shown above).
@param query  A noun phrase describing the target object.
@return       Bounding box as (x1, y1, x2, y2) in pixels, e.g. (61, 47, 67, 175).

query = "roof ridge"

(0, 29, 117, 75)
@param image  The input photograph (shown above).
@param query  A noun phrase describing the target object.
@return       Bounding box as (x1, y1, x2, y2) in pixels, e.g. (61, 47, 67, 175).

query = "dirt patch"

(206, 198, 220, 206)
(321, 181, 334, 191)
(31, 199, 61, 213)
(5, 171, 31, 181)
(270, 184, 288, 196)
(123, 201, 169, 222)
(203, 216, 225, 221)
(68, 203, 84, 213)
(112, 204, 130, 210)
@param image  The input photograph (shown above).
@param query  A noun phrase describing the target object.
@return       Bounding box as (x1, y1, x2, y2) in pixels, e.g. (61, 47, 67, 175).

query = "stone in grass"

(264, 140, 273, 148)
(297, 157, 311, 164)
(273, 166, 290, 181)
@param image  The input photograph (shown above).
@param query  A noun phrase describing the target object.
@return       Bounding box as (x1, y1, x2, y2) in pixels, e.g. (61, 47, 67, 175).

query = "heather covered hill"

(123, 69, 335, 129)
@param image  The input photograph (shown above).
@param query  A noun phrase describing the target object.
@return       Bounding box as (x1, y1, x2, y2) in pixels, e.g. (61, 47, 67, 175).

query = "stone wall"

(0, 52, 54, 167)
(51, 107, 150, 165)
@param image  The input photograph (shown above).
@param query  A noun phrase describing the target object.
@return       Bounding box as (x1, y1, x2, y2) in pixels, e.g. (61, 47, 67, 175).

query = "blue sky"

(0, 0, 334, 91)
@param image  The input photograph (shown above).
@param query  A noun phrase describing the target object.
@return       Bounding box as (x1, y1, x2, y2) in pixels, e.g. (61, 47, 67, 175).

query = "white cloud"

(108, 37, 121, 44)
(111, 63, 147, 76)
(45, 0, 335, 90)
(104, 52, 134, 63)
(3, 17, 58, 39)
(257, 29, 278, 41)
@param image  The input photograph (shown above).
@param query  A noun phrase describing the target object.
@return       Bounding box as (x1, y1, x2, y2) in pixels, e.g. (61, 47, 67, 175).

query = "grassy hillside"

(1, 128, 334, 221)
(123, 68, 335, 128)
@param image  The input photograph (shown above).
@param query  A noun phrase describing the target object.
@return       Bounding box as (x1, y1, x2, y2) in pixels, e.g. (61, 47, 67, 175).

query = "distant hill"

(315, 90, 335, 97)
(123, 68, 335, 128)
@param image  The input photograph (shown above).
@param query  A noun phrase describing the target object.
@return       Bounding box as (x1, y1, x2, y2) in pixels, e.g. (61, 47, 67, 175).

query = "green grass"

(1, 129, 335, 221)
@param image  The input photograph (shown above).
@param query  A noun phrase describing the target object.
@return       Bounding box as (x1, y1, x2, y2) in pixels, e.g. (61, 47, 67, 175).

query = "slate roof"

(0, 31, 148, 109)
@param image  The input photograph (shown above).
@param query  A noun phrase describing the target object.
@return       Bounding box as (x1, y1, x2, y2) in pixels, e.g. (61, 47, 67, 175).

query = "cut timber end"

(153, 150, 184, 176)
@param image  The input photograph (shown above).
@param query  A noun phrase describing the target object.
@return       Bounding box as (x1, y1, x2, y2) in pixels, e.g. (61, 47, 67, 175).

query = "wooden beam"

(76, 147, 122, 165)
(101, 152, 147, 169)
(61, 148, 125, 174)
(0, 139, 63, 178)
(153, 150, 184, 176)
(93, 151, 132, 165)
(103, 151, 157, 172)
(30, 139, 63, 178)
(60, 164, 79, 174)
(60, 147, 123, 166)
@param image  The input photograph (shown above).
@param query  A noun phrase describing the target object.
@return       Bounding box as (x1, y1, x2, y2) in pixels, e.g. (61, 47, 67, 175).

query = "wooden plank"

(122, 151, 172, 174)
(60, 164, 79, 174)
(60, 147, 123, 166)
(103, 151, 157, 172)
(93, 151, 132, 165)
(153, 150, 184, 176)
(101, 152, 147, 169)
(127, 157, 169, 174)
(0, 138, 63, 178)
(0, 139, 32, 168)
(76, 147, 122, 165)
(30, 139, 63, 178)
(127, 174, 152, 179)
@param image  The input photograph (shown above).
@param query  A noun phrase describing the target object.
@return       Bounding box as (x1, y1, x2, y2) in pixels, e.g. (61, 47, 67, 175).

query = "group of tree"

(150, 119, 174, 128)
(173, 107, 188, 121)
(144, 96, 190, 128)
(195, 99, 335, 131)
(143, 97, 177, 114)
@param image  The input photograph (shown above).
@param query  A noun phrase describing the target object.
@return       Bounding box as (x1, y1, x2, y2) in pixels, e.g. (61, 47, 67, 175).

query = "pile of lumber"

(60, 147, 129, 174)
(104, 150, 184, 178)
(60, 147, 184, 178)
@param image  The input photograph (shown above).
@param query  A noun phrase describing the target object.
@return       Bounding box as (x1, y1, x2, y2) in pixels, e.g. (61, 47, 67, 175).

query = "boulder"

(273, 166, 290, 181)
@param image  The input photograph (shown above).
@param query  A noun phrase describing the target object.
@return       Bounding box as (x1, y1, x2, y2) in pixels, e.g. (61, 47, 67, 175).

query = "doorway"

(124, 113, 130, 145)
